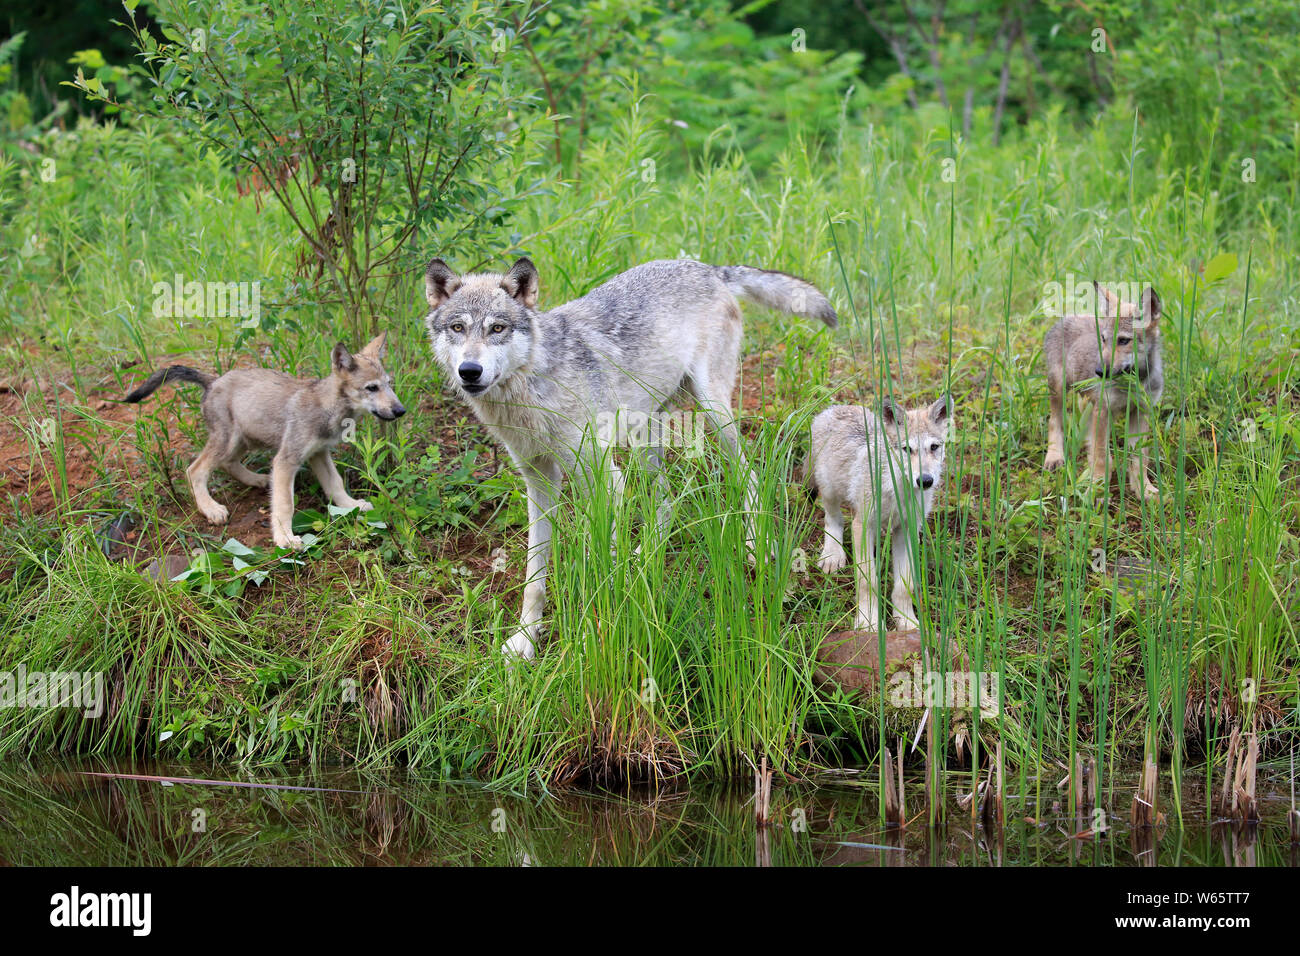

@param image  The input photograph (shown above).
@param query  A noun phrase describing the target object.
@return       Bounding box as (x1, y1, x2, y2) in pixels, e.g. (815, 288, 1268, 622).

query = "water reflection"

(0, 760, 1294, 866)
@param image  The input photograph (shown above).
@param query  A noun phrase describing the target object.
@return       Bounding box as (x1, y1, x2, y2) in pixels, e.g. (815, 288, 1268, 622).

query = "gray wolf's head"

(332, 332, 406, 420)
(1091, 283, 1161, 378)
(881, 396, 950, 492)
(423, 257, 539, 398)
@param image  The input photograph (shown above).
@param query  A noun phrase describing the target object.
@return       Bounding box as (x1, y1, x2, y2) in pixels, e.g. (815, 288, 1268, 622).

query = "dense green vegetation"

(0, 1, 1295, 822)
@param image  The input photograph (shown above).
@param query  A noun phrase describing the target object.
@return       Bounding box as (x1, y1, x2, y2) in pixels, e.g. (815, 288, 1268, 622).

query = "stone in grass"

(143, 554, 192, 583)
(814, 628, 969, 696)
(814, 628, 992, 759)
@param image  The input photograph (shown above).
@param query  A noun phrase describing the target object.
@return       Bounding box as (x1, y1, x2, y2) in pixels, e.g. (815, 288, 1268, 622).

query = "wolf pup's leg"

(890, 527, 920, 631)
(187, 437, 234, 525)
(308, 451, 372, 512)
(505, 462, 560, 661)
(1086, 397, 1111, 483)
(1125, 408, 1158, 498)
(851, 512, 882, 631)
(226, 459, 270, 489)
(1044, 382, 1066, 470)
(817, 492, 848, 573)
(269, 451, 304, 550)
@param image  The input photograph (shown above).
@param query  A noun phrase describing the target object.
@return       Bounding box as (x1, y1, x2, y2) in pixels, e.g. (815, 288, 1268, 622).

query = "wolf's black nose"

(1095, 365, 1105, 377)
(459, 362, 483, 383)
(392, 404, 407, 418)
(918, 474, 935, 489)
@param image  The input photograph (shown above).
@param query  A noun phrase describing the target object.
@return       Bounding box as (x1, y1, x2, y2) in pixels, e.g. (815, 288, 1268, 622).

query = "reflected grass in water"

(1, 760, 1295, 867)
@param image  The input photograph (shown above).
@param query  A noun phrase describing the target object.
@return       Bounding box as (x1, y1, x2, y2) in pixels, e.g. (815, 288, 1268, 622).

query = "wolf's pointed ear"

(1093, 280, 1118, 318)
(1140, 287, 1161, 329)
(928, 394, 952, 426)
(331, 342, 357, 373)
(425, 259, 460, 309)
(501, 257, 539, 309)
(362, 330, 388, 361)
(880, 398, 905, 428)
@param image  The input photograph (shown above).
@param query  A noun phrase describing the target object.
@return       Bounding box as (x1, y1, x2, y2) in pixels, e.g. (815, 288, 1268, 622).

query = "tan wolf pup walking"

(1043, 283, 1163, 497)
(124, 333, 405, 549)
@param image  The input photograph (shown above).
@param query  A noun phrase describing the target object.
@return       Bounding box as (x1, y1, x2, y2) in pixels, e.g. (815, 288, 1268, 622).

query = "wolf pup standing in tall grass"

(424, 256, 837, 660)
(124, 333, 404, 549)
(1043, 283, 1163, 498)
(809, 397, 950, 631)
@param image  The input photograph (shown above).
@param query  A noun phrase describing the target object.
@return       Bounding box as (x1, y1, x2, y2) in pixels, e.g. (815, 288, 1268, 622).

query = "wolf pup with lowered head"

(124, 333, 404, 549)
(809, 396, 949, 632)
(1043, 283, 1163, 497)
(424, 256, 837, 660)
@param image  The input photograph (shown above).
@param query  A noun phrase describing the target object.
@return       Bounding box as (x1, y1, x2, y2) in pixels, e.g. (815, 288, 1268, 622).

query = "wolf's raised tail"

(124, 366, 216, 403)
(716, 265, 837, 328)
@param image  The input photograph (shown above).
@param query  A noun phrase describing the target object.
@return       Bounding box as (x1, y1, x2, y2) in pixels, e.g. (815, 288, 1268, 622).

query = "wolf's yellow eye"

(491, 323, 506, 334)
(450, 323, 464, 333)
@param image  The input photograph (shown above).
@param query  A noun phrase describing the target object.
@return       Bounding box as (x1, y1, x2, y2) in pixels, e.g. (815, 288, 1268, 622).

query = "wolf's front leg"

(817, 496, 848, 573)
(504, 466, 558, 661)
(1125, 409, 1158, 498)
(309, 451, 372, 512)
(1044, 384, 1066, 471)
(269, 453, 304, 550)
(1086, 399, 1111, 483)
(851, 513, 881, 631)
(890, 528, 920, 631)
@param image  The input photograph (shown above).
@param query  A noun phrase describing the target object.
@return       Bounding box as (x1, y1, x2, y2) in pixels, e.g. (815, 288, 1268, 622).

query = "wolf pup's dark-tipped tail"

(124, 366, 216, 403)
(716, 265, 837, 328)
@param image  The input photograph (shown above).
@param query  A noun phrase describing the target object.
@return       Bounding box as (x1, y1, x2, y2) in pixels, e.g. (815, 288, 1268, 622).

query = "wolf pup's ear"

(425, 259, 461, 309)
(1139, 287, 1161, 329)
(1091, 281, 1119, 318)
(332, 342, 357, 373)
(362, 330, 388, 361)
(501, 257, 539, 309)
(880, 399, 905, 428)
(928, 394, 951, 426)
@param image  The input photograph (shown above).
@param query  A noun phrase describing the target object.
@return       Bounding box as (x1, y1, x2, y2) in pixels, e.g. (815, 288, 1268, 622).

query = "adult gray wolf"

(809, 396, 949, 631)
(124, 333, 403, 549)
(1043, 283, 1163, 497)
(423, 256, 837, 660)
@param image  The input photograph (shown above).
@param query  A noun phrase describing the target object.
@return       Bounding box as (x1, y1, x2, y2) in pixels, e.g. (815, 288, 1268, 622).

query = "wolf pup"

(124, 333, 404, 549)
(809, 397, 949, 632)
(1043, 283, 1162, 497)
(424, 256, 837, 660)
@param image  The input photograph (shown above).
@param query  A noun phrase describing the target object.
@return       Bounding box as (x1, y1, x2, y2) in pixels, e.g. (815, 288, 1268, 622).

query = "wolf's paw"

(1141, 480, 1158, 499)
(502, 632, 536, 662)
(894, 612, 920, 632)
(202, 504, 229, 525)
(853, 611, 882, 632)
(274, 531, 304, 551)
(1043, 452, 1064, 471)
(355, 499, 374, 512)
(818, 551, 847, 573)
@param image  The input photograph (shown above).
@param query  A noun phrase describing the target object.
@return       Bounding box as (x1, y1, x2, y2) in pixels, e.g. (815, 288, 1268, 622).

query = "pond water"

(1, 760, 1295, 866)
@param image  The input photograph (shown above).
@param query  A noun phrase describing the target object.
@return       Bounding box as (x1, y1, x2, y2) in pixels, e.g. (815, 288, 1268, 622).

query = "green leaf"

(223, 538, 257, 557)
(1204, 251, 1238, 284)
